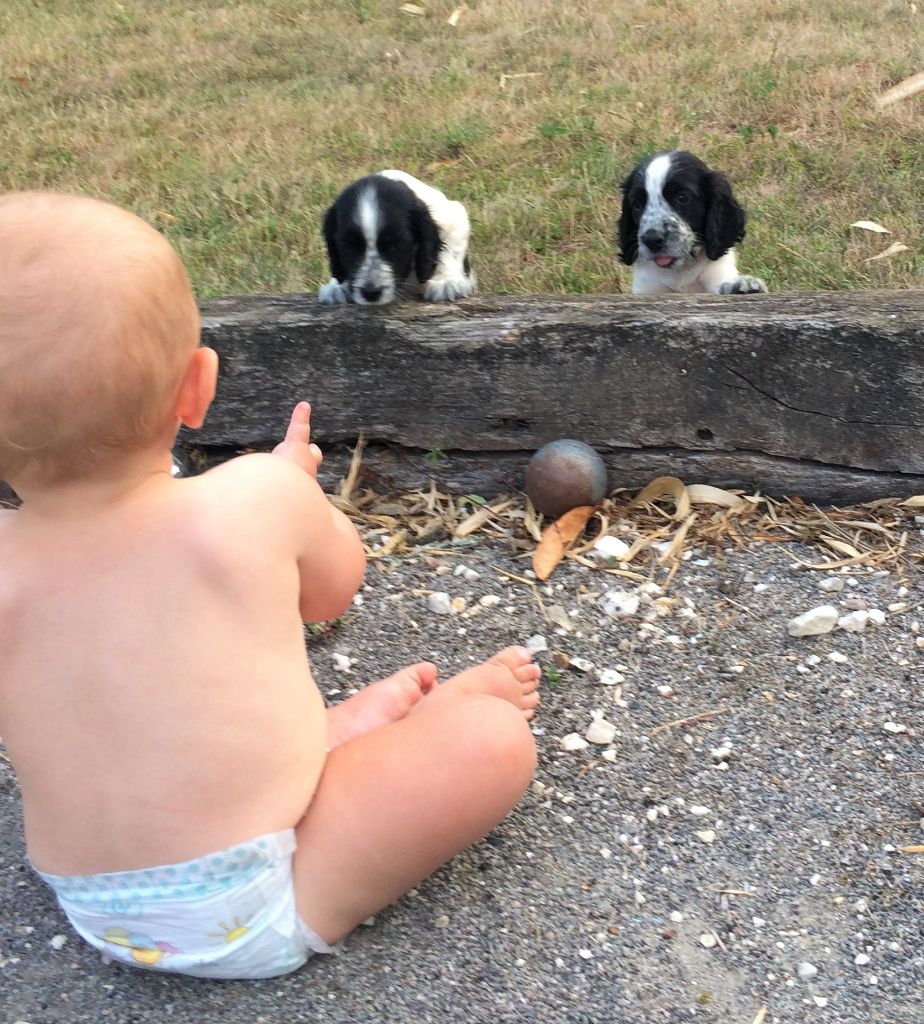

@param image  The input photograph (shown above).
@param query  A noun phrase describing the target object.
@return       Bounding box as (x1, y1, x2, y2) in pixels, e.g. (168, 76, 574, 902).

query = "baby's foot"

(326, 662, 438, 749)
(433, 646, 541, 720)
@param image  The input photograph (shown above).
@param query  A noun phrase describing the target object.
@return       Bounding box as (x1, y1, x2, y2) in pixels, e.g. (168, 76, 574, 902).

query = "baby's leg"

(293, 648, 539, 944)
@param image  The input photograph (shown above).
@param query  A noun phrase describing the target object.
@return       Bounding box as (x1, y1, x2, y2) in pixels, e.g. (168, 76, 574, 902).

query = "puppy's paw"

(719, 275, 768, 295)
(423, 273, 476, 303)
(319, 279, 350, 305)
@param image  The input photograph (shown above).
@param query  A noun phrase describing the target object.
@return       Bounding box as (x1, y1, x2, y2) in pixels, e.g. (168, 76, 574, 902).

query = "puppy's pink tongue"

(654, 255, 675, 267)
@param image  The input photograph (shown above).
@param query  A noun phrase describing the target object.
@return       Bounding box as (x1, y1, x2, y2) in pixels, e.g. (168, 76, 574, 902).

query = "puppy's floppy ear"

(704, 171, 746, 261)
(616, 174, 638, 266)
(322, 203, 347, 283)
(410, 198, 442, 283)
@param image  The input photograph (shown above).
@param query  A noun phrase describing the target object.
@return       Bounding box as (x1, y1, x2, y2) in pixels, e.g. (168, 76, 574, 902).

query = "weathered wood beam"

(186, 290, 924, 503)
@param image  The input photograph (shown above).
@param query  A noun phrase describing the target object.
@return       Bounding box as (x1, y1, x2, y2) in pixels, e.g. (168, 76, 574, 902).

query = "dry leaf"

(400, 3, 426, 14)
(7, 75, 30, 86)
(154, 209, 178, 224)
(849, 220, 890, 233)
(454, 498, 514, 538)
(900, 494, 924, 507)
(820, 534, 862, 559)
(632, 476, 691, 521)
(447, 4, 465, 26)
(687, 483, 746, 509)
(876, 70, 924, 109)
(658, 512, 697, 563)
(864, 241, 911, 262)
(899, 844, 924, 854)
(533, 505, 595, 581)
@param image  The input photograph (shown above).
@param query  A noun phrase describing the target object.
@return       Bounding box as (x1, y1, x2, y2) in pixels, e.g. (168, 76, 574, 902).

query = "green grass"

(0, 0, 921, 296)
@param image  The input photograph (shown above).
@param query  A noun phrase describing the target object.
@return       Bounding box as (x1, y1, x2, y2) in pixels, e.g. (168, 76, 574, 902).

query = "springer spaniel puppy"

(617, 151, 767, 295)
(319, 170, 475, 305)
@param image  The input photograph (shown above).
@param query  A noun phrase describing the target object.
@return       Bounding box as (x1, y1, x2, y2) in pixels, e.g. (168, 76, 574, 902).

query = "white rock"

(656, 684, 675, 698)
(695, 829, 717, 844)
(591, 535, 631, 561)
(525, 634, 548, 654)
(560, 732, 590, 752)
(854, 953, 871, 966)
(804, 654, 821, 666)
(585, 718, 617, 745)
(787, 605, 838, 637)
(669, 910, 684, 923)
(427, 591, 453, 615)
(838, 610, 869, 632)
(812, 996, 829, 1008)
(797, 961, 818, 980)
(479, 594, 501, 607)
(819, 577, 845, 592)
(49, 934, 68, 950)
(601, 588, 641, 618)
(868, 608, 887, 625)
(597, 668, 625, 686)
(570, 657, 594, 673)
(699, 933, 718, 948)
(883, 721, 908, 734)
(828, 651, 849, 664)
(711, 744, 733, 761)
(688, 805, 712, 817)
(332, 653, 354, 672)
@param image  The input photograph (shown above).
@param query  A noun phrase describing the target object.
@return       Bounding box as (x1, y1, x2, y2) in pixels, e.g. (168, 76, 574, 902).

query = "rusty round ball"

(525, 439, 608, 519)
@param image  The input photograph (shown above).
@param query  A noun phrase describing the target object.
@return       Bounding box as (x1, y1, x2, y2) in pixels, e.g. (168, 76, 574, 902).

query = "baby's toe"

(513, 662, 541, 693)
(489, 645, 534, 673)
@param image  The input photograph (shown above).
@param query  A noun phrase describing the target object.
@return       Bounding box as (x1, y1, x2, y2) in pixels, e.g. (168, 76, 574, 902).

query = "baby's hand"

(272, 402, 324, 477)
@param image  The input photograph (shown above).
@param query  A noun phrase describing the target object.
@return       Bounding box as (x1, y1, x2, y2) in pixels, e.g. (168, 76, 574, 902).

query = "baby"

(0, 192, 539, 979)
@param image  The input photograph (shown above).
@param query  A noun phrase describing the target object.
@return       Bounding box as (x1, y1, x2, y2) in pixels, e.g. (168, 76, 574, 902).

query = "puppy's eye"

(674, 191, 691, 205)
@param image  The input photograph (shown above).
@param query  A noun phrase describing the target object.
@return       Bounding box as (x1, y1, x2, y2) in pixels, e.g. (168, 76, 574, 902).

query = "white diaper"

(33, 829, 332, 979)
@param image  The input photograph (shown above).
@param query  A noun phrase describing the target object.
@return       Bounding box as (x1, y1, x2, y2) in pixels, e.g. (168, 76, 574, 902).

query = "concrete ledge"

(189, 289, 924, 503)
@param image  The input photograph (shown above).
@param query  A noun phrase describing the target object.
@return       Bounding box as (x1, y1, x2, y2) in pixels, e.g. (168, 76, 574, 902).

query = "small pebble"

(427, 592, 453, 615)
(479, 594, 501, 607)
(585, 718, 617, 745)
(787, 605, 838, 637)
(561, 733, 590, 752)
(695, 829, 716, 844)
(797, 961, 818, 980)
(828, 651, 849, 664)
(699, 933, 718, 949)
(854, 953, 870, 966)
(688, 805, 712, 817)
(49, 934, 68, 950)
(525, 634, 548, 654)
(818, 577, 844, 593)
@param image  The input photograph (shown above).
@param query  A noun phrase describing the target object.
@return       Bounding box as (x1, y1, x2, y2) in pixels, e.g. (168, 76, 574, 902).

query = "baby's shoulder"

(189, 453, 323, 530)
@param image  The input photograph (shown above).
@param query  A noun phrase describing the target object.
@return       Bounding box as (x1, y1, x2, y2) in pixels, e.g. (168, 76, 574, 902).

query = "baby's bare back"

(0, 468, 328, 875)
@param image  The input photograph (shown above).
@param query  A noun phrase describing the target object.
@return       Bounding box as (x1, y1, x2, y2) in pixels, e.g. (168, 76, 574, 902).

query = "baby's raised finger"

(285, 402, 312, 445)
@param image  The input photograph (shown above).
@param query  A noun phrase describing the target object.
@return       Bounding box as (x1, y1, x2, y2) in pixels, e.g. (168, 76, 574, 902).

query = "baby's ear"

(704, 171, 746, 261)
(175, 347, 219, 429)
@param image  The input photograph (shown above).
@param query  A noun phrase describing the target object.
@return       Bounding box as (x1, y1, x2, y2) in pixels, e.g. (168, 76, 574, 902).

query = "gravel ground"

(2, 532, 922, 1024)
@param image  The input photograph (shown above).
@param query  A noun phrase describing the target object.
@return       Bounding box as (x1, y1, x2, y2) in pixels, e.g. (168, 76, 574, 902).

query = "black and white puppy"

(319, 170, 475, 305)
(617, 151, 767, 295)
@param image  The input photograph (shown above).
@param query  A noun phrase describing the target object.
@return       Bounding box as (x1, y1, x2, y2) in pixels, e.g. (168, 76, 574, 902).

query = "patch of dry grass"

(0, 0, 921, 295)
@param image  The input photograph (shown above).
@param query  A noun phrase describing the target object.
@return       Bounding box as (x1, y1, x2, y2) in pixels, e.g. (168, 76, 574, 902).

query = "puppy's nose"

(360, 286, 383, 303)
(641, 229, 665, 252)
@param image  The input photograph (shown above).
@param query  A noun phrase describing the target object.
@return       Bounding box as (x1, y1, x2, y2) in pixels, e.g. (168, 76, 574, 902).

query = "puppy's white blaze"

(353, 186, 395, 304)
(640, 153, 679, 237)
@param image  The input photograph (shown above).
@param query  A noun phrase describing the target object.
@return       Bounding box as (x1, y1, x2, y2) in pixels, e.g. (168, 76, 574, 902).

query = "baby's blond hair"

(0, 192, 200, 487)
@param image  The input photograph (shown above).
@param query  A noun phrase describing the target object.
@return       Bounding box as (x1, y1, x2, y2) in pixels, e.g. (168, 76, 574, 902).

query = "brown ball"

(525, 439, 608, 519)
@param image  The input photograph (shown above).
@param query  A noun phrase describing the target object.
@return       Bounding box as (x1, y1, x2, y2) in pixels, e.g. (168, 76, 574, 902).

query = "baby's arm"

(268, 403, 366, 622)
